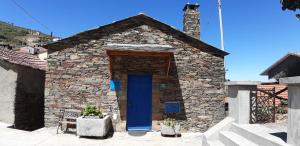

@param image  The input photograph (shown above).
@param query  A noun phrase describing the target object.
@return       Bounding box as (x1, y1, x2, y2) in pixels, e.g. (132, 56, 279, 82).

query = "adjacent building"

(0, 47, 46, 131)
(261, 52, 300, 79)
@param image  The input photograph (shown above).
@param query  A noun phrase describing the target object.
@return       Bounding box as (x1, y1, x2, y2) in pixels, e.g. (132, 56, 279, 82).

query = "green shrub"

(83, 105, 103, 118)
(280, 99, 288, 106)
(258, 107, 272, 116)
(276, 106, 287, 114)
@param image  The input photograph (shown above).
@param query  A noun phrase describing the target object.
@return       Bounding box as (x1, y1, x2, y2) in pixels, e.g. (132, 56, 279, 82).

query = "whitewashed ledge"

(106, 43, 173, 48)
(279, 76, 300, 85)
(225, 81, 261, 86)
(105, 43, 175, 52)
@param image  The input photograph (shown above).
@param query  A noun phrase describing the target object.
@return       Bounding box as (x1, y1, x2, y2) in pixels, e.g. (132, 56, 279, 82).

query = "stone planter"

(160, 123, 181, 137)
(76, 115, 111, 137)
(174, 124, 181, 136)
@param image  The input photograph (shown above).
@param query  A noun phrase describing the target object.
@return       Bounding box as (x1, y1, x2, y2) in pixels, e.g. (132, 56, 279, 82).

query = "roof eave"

(44, 14, 229, 57)
(260, 52, 300, 76)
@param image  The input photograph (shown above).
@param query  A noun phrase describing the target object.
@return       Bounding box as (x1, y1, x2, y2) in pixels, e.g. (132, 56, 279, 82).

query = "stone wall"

(45, 24, 225, 132)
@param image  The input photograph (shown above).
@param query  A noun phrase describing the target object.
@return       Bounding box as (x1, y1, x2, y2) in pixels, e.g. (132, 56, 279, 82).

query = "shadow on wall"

(111, 54, 186, 124)
(160, 55, 187, 121)
(14, 66, 45, 131)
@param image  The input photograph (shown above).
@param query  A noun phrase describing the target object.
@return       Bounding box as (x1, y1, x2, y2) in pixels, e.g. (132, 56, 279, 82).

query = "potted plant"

(76, 105, 112, 137)
(160, 118, 181, 137)
(83, 105, 103, 118)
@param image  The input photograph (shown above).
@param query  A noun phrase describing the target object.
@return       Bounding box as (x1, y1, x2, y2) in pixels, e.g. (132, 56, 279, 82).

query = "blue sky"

(0, 0, 299, 81)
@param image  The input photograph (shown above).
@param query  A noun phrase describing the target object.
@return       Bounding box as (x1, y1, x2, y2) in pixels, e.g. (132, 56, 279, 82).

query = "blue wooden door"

(127, 74, 152, 131)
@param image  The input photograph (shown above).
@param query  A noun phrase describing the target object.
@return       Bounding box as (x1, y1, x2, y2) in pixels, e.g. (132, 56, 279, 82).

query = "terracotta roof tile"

(0, 47, 46, 71)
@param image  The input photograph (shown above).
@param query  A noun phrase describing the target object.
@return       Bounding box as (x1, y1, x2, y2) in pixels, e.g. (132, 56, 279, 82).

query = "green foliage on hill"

(0, 20, 52, 47)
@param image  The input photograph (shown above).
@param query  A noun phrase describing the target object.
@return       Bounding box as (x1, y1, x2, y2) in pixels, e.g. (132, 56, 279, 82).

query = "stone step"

(231, 123, 290, 146)
(219, 131, 258, 146)
(205, 140, 225, 146)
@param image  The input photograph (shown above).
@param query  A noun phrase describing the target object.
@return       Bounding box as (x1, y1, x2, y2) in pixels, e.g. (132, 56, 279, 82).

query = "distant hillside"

(0, 21, 53, 48)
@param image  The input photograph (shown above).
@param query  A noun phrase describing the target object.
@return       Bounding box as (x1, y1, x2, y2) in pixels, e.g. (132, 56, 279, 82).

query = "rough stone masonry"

(44, 4, 227, 132)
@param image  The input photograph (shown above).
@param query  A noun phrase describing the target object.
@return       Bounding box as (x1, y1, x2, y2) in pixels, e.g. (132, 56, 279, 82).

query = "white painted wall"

(228, 88, 251, 124)
(0, 62, 17, 124)
(38, 52, 47, 61)
(226, 82, 258, 124)
(287, 85, 300, 146)
(280, 76, 300, 146)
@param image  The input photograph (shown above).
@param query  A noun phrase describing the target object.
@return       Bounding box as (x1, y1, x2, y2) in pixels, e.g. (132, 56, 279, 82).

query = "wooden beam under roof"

(106, 50, 173, 57)
(106, 50, 173, 78)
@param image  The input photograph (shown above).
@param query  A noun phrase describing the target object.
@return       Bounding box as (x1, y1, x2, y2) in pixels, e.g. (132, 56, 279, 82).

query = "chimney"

(183, 3, 200, 39)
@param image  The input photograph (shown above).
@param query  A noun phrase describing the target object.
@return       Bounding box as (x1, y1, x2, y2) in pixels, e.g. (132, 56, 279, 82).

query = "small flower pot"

(161, 123, 175, 136)
(160, 123, 181, 137)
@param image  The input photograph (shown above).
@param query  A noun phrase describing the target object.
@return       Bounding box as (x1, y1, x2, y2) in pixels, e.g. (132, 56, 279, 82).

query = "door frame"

(126, 74, 152, 131)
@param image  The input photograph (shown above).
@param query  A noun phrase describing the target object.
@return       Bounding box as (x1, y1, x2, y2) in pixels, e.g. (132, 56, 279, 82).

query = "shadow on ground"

(128, 131, 147, 137)
(270, 132, 287, 142)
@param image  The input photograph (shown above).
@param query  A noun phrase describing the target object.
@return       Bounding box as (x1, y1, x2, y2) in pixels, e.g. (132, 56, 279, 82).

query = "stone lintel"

(106, 43, 173, 48)
(105, 43, 175, 52)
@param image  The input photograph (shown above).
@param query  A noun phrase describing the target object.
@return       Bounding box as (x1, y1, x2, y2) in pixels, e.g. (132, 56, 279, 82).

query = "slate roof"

(0, 47, 46, 71)
(261, 52, 300, 76)
(44, 14, 229, 57)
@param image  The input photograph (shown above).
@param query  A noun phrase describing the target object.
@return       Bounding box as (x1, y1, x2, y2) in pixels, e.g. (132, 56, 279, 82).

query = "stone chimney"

(183, 3, 200, 39)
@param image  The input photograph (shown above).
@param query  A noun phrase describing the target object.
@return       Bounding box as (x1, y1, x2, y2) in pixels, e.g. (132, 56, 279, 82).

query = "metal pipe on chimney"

(218, 0, 225, 51)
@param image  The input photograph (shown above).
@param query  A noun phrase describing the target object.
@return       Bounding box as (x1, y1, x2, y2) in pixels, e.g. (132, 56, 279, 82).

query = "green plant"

(83, 105, 103, 118)
(276, 106, 288, 114)
(163, 118, 176, 127)
(280, 99, 288, 106)
(258, 107, 272, 115)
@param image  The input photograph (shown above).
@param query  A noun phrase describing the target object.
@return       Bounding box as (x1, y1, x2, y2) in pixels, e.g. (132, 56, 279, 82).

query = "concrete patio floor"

(0, 122, 203, 146)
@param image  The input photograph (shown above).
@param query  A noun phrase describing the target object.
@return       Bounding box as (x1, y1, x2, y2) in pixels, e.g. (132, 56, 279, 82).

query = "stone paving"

(0, 122, 203, 146)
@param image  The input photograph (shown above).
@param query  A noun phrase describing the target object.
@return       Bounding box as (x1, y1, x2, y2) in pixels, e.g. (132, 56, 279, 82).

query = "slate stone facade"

(45, 23, 226, 132)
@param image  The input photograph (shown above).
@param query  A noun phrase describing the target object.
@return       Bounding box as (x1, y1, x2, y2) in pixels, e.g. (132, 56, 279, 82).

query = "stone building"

(44, 4, 229, 132)
(261, 52, 300, 80)
(0, 47, 46, 131)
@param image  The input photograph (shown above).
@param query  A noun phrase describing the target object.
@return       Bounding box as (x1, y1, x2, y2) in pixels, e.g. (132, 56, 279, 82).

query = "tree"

(281, 0, 300, 10)
(281, 0, 300, 19)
